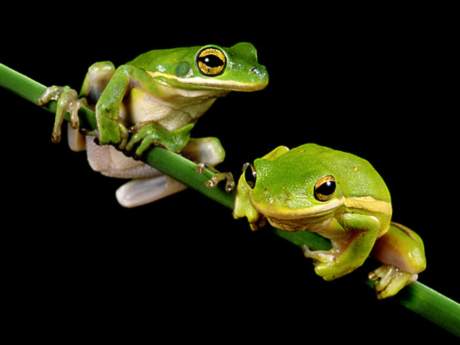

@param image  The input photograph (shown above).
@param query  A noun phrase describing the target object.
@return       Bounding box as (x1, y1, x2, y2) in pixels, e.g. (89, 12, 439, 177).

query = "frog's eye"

(243, 162, 257, 188)
(314, 175, 336, 201)
(196, 47, 226, 76)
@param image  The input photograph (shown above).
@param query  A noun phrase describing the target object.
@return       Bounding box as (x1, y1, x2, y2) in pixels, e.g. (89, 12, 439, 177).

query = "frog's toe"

(117, 122, 129, 150)
(37, 85, 62, 106)
(314, 262, 341, 281)
(38, 85, 84, 144)
(202, 169, 235, 192)
(303, 247, 335, 263)
(125, 124, 160, 156)
(125, 122, 191, 156)
(369, 264, 417, 299)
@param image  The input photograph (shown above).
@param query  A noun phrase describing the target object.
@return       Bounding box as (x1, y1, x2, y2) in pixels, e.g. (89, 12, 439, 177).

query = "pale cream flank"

(251, 195, 391, 220)
(344, 196, 392, 216)
(251, 197, 345, 219)
(147, 71, 264, 91)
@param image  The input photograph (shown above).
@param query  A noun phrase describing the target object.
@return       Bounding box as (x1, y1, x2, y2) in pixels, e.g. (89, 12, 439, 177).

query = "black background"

(1, 6, 458, 341)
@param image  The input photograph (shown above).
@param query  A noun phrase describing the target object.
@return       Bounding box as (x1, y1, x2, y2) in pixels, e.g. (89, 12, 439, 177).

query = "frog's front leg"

(305, 214, 381, 281)
(67, 61, 117, 152)
(95, 64, 139, 149)
(369, 222, 426, 299)
(98, 64, 192, 153)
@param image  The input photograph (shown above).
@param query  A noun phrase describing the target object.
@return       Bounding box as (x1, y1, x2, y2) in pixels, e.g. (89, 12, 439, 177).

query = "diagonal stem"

(1, 62, 459, 337)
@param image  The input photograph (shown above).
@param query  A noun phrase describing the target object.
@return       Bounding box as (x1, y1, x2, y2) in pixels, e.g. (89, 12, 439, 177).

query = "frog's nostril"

(250, 66, 258, 73)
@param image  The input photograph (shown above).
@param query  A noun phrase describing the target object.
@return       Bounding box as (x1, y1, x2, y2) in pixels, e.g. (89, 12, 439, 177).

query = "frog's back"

(127, 47, 200, 70)
(289, 144, 391, 202)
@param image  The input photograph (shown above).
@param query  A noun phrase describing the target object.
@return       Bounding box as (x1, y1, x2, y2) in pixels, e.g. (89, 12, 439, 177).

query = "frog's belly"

(127, 88, 189, 131)
(86, 136, 161, 179)
(127, 87, 215, 131)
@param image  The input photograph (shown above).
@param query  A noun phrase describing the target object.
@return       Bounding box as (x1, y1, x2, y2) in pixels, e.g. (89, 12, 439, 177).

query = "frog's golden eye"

(314, 175, 336, 201)
(196, 47, 226, 76)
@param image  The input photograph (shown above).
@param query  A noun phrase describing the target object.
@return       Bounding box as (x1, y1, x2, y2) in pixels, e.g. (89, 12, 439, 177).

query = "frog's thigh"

(116, 176, 187, 208)
(372, 222, 426, 274)
(85, 136, 160, 178)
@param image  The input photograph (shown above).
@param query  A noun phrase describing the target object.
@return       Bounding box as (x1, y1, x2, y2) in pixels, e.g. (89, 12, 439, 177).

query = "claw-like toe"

(39, 85, 84, 144)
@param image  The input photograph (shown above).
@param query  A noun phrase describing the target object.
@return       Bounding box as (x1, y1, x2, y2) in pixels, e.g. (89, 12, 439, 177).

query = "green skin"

(37, 43, 268, 207)
(234, 144, 426, 299)
(39, 42, 268, 156)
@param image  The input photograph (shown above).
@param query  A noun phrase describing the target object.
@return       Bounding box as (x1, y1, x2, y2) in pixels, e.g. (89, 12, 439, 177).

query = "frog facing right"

(38, 43, 268, 207)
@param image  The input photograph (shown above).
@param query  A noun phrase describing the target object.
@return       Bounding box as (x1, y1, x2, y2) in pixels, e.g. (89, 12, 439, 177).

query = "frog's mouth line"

(148, 72, 268, 92)
(251, 197, 345, 221)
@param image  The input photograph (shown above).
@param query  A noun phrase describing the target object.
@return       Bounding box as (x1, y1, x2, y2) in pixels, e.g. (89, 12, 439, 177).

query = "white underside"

(85, 136, 160, 179)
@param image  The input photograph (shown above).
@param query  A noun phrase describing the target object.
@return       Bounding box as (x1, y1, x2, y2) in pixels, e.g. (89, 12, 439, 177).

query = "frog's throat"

(251, 196, 392, 220)
(147, 71, 268, 92)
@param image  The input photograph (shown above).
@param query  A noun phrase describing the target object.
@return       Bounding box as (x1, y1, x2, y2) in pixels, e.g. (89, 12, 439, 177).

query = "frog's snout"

(250, 64, 267, 77)
(249, 64, 269, 89)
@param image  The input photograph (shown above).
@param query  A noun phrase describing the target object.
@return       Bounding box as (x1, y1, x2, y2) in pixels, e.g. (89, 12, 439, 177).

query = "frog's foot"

(303, 245, 338, 280)
(303, 246, 358, 281)
(196, 163, 235, 192)
(95, 114, 129, 150)
(38, 85, 83, 143)
(302, 245, 335, 264)
(125, 122, 193, 157)
(369, 264, 417, 299)
(116, 175, 187, 208)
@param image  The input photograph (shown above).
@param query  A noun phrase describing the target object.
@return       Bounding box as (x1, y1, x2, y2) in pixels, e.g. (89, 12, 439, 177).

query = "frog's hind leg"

(115, 136, 227, 207)
(182, 137, 235, 191)
(67, 61, 117, 152)
(116, 175, 187, 208)
(369, 222, 426, 299)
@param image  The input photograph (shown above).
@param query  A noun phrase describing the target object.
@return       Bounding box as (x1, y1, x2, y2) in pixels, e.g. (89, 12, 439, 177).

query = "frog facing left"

(38, 43, 268, 207)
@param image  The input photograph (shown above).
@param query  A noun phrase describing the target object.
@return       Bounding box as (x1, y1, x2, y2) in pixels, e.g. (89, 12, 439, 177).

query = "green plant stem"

(1, 63, 459, 337)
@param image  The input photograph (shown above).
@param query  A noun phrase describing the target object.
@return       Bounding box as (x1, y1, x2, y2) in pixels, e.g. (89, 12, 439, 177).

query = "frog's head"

(234, 144, 392, 231)
(140, 42, 269, 92)
(251, 158, 344, 228)
(234, 145, 346, 231)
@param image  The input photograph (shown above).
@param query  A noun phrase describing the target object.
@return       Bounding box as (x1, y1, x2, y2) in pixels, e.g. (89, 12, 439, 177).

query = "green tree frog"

(38, 43, 268, 207)
(234, 144, 426, 299)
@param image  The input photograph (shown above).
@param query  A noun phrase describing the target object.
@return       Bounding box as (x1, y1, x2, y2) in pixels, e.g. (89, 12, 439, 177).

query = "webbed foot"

(369, 264, 417, 299)
(38, 86, 84, 143)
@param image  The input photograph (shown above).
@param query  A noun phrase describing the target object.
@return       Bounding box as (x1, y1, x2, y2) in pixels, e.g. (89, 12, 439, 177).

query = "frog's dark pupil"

(199, 54, 224, 67)
(316, 181, 336, 196)
(244, 166, 257, 187)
